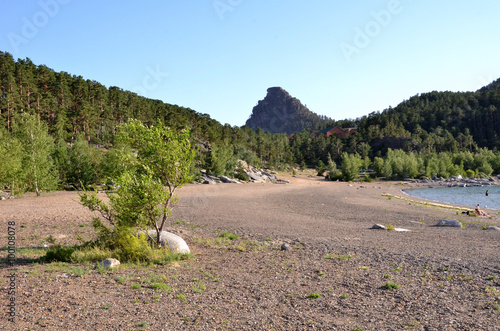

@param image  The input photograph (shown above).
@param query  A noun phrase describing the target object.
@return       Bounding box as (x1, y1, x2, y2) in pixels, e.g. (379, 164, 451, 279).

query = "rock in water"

(436, 219, 462, 228)
(140, 230, 191, 254)
(100, 258, 120, 269)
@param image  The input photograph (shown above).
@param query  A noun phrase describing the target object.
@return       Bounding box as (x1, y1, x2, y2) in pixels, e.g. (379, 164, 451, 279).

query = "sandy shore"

(1, 175, 499, 330)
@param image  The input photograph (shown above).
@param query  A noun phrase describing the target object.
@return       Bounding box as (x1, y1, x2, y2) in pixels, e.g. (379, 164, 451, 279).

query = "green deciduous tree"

(66, 134, 104, 187)
(341, 152, 361, 181)
(13, 113, 58, 195)
(0, 127, 23, 196)
(80, 119, 196, 248)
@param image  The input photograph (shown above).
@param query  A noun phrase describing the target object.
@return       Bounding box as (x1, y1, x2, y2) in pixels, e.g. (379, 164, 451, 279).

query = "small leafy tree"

(13, 113, 58, 195)
(207, 143, 236, 177)
(80, 120, 195, 248)
(316, 160, 326, 176)
(341, 152, 361, 181)
(66, 133, 104, 187)
(0, 127, 23, 196)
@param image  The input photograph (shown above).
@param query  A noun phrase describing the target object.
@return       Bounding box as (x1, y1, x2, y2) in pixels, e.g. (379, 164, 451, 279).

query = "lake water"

(404, 185, 500, 211)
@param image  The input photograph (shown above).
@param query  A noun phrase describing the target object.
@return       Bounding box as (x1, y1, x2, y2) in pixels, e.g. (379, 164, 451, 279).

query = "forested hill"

(354, 78, 500, 153)
(0, 51, 226, 145)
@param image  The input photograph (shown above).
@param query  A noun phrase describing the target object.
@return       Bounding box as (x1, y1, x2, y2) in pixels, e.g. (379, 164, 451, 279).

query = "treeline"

(323, 149, 500, 182)
(1, 52, 500, 195)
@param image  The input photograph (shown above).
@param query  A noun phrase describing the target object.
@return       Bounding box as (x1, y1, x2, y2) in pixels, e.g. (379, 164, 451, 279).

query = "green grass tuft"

(219, 231, 239, 240)
(307, 293, 322, 299)
(383, 281, 400, 290)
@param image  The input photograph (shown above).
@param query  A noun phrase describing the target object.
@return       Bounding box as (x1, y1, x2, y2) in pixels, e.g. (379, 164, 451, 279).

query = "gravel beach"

(1, 175, 499, 330)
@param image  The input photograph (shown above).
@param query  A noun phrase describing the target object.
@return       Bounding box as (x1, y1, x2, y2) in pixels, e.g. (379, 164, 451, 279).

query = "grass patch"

(100, 304, 113, 310)
(218, 231, 239, 240)
(135, 322, 150, 328)
(115, 276, 127, 284)
(386, 223, 395, 231)
(71, 240, 191, 265)
(191, 283, 206, 293)
(307, 293, 322, 299)
(9, 247, 46, 259)
(150, 283, 172, 293)
(391, 266, 404, 272)
(383, 281, 400, 290)
(340, 293, 350, 299)
(336, 254, 354, 260)
(324, 253, 354, 260)
(131, 283, 142, 290)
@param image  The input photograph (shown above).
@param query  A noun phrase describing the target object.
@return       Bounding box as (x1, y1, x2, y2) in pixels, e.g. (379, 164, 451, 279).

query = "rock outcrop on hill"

(245, 87, 329, 134)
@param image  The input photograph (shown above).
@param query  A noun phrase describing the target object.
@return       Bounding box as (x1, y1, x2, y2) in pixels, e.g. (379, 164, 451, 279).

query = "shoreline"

(402, 185, 500, 212)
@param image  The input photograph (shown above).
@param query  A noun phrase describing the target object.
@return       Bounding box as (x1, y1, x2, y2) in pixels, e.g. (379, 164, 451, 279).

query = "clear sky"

(1, 0, 499, 126)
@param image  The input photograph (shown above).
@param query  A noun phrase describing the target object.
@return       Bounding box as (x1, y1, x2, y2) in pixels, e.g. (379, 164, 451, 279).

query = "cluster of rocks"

(199, 160, 290, 185)
(404, 174, 498, 187)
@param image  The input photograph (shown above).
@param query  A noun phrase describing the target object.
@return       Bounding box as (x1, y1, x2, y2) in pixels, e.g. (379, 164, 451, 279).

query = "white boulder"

(100, 258, 120, 269)
(140, 230, 191, 254)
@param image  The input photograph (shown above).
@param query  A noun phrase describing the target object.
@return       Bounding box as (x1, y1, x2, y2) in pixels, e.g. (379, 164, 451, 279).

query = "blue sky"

(1, 0, 499, 126)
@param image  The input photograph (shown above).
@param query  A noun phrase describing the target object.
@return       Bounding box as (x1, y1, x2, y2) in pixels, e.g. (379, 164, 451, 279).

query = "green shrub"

(234, 162, 249, 181)
(465, 169, 475, 178)
(43, 245, 75, 262)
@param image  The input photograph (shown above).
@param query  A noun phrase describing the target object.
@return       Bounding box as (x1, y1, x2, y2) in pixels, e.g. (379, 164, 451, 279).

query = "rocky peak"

(245, 87, 328, 134)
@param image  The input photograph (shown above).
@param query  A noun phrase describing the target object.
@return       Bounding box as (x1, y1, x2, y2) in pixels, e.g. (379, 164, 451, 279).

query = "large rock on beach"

(371, 224, 387, 230)
(100, 258, 120, 269)
(485, 226, 500, 231)
(220, 176, 240, 184)
(140, 230, 191, 254)
(281, 243, 292, 251)
(436, 219, 462, 228)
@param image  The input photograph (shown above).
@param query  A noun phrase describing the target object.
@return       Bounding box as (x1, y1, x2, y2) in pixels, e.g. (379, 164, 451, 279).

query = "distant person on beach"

(474, 204, 491, 217)
(486, 190, 489, 196)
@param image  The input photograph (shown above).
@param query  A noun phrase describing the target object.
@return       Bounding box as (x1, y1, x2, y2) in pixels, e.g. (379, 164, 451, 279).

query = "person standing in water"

(486, 190, 489, 196)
